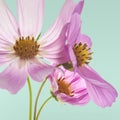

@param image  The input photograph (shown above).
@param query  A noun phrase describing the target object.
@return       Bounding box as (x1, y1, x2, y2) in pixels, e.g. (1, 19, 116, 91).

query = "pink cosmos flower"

(50, 66, 90, 105)
(63, 14, 118, 107)
(0, 0, 84, 94)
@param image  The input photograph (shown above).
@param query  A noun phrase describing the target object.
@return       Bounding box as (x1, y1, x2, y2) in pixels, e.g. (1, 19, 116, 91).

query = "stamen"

(57, 77, 74, 97)
(73, 42, 92, 66)
(13, 36, 40, 60)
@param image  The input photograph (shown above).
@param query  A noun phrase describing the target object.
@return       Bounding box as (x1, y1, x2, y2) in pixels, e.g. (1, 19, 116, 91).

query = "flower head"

(62, 13, 118, 107)
(50, 66, 90, 105)
(0, 0, 84, 93)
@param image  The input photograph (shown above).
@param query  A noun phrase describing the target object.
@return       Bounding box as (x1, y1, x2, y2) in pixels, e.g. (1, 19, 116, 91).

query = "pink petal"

(68, 46, 77, 67)
(0, 38, 16, 66)
(66, 93, 90, 105)
(49, 67, 66, 92)
(73, 0, 84, 14)
(28, 60, 54, 82)
(50, 66, 90, 105)
(49, 76, 58, 93)
(40, 25, 69, 64)
(17, 0, 44, 37)
(0, 38, 13, 51)
(39, 0, 84, 64)
(0, 0, 18, 43)
(0, 53, 16, 66)
(77, 93, 90, 105)
(79, 65, 118, 107)
(0, 41, 13, 53)
(40, 0, 76, 47)
(67, 13, 81, 46)
(57, 90, 90, 106)
(0, 60, 27, 94)
(76, 34, 92, 48)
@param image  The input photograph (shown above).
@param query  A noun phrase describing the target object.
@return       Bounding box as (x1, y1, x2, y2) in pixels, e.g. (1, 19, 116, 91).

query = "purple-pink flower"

(62, 13, 118, 107)
(50, 66, 90, 105)
(0, 0, 84, 94)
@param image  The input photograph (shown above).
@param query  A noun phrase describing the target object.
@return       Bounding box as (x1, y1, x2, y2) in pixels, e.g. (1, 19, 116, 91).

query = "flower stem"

(36, 96, 53, 120)
(34, 78, 47, 120)
(27, 77, 33, 120)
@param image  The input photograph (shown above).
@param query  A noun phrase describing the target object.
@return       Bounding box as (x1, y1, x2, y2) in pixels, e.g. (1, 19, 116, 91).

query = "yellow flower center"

(73, 42, 92, 66)
(57, 78, 74, 96)
(13, 36, 40, 59)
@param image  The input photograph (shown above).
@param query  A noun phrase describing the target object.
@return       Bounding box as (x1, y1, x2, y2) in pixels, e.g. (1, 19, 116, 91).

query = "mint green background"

(0, 0, 120, 120)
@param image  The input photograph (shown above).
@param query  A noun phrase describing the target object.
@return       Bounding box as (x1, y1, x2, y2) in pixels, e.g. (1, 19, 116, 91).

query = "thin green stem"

(34, 78, 47, 120)
(27, 77, 33, 120)
(36, 96, 53, 120)
(36, 33, 41, 41)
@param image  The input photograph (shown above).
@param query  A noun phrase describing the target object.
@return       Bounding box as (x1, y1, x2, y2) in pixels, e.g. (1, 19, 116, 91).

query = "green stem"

(36, 33, 41, 41)
(34, 78, 47, 120)
(27, 78, 33, 120)
(36, 96, 53, 120)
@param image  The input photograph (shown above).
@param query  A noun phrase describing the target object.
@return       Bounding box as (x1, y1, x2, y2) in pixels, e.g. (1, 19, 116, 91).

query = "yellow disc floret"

(73, 42, 92, 66)
(13, 36, 40, 59)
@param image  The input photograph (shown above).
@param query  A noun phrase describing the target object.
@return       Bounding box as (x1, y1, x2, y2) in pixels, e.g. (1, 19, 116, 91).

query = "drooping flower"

(49, 66, 90, 105)
(0, 0, 84, 94)
(62, 13, 118, 107)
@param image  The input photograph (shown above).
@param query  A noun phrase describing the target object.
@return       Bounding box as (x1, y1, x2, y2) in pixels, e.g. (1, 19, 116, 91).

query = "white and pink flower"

(0, 0, 84, 94)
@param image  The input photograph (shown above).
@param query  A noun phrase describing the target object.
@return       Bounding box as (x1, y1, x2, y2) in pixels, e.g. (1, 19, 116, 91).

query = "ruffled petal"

(65, 93, 90, 105)
(56, 91, 90, 106)
(0, 60, 27, 94)
(78, 65, 118, 107)
(0, 0, 18, 43)
(28, 59, 54, 82)
(17, 0, 44, 37)
(50, 66, 90, 105)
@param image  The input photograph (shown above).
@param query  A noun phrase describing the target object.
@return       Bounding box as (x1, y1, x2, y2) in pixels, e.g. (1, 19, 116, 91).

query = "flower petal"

(68, 46, 77, 67)
(0, 60, 27, 94)
(39, 0, 84, 64)
(0, 37, 16, 66)
(28, 59, 54, 82)
(73, 0, 84, 14)
(57, 91, 90, 106)
(0, 0, 18, 43)
(17, 0, 44, 37)
(40, 25, 69, 64)
(40, 0, 76, 47)
(76, 34, 92, 48)
(67, 13, 81, 46)
(0, 37, 13, 51)
(78, 65, 118, 107)
(50, 66, 90, 105)
(0, 53, 16, 66)
(65, 93, 90, 105)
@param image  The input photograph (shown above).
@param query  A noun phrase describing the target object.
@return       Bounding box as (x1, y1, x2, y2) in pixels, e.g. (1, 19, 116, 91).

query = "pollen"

(57, 78, 74, 97)
(73, 42, 92, 66)
(13, 36, 40, 59)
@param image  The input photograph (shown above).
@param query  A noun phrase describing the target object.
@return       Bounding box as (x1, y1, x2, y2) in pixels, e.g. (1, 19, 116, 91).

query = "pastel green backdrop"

(0, 0, 120, 120)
